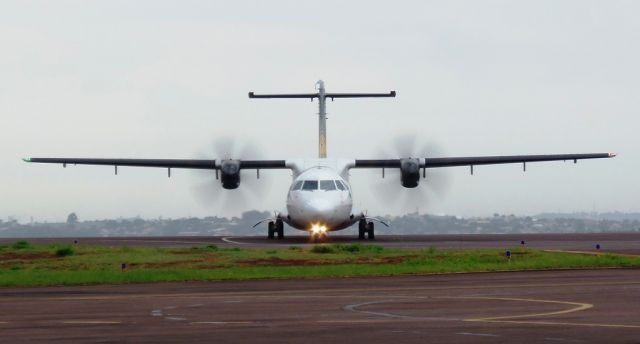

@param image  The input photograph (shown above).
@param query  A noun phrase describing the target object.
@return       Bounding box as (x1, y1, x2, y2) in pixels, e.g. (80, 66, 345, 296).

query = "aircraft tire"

(367, 222, 375, 240)
(276, 220, 284, 239)
(358, 219, 367, 240)
(268, 221, 275, 239)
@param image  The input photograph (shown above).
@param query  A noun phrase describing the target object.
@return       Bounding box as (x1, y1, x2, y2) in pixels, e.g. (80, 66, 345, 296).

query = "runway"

(1, 269, 639, 343)
(5, 232, 640, 255)
(3, 233, 639, 342)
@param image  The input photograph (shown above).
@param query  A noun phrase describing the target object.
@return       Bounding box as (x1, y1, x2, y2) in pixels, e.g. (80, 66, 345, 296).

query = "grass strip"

(0, 242, 638, 287)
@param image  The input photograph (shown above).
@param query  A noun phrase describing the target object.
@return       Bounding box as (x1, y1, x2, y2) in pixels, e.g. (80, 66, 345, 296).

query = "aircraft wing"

(22, 157, 287, 170)
(354, 153, 616, 169)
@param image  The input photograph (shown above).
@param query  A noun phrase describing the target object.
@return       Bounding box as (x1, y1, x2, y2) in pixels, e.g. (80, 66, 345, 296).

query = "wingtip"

(22, 156, 31, 162)
(609, 152, 617, 158)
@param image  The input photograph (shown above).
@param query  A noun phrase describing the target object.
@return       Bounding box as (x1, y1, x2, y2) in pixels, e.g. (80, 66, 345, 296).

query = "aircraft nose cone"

(308, 199, 332, 212)
(305, 199, 334, 220)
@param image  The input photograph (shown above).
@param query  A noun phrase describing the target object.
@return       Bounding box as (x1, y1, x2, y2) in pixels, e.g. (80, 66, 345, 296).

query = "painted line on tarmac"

(190, 321, 254, 325)
(98, 239, 213, 245)
(478, 319, 640, 329)
(36, 280, 640, 302)
(451, 296, 593, 320)
(456, 332, 500, 337)
(343, 299, 460, 321)
(457, 296, 640, 329)
(343, 295, 640, 329)
(221, 236, 312, 247)
(317, 320, 393, 324)
(62, 320, 121, 325)
(221, 237, 248, 245)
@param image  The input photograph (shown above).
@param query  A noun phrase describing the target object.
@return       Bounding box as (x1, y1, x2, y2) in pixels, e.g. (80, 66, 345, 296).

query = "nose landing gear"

(268, 219, 284, 240)
(358, 219, 375, 240)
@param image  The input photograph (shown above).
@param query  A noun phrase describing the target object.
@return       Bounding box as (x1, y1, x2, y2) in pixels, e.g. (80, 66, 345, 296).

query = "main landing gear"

(268, 219, 284, 240)
(358, 219, 375, 240)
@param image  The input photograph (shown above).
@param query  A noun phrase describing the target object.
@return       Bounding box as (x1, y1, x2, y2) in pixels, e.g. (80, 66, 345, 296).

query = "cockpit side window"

(292, 180, 303, 191)
(302, 180, 318, 191)
(320, 180, 337, 191)
(335, 180, 346, 191)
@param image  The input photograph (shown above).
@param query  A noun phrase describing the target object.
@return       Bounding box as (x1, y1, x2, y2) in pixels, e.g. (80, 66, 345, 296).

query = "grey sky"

(1, 1, 638, 222)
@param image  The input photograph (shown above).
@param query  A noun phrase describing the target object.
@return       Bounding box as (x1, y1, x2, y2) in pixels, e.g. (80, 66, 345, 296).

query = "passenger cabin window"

(292, 180, 303, 191)
(335, 180, 346, 191)
(320, 180, 336, 191)
(302, 180, 318, 191)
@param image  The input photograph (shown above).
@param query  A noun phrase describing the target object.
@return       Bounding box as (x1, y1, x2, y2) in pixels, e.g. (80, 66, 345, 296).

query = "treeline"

(1, 211, 639, 238)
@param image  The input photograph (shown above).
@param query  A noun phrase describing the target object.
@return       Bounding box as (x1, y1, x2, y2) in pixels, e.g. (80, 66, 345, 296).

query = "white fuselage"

(282, 159, 360, 232)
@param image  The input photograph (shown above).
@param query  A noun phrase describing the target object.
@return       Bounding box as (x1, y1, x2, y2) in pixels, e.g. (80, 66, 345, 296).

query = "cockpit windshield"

(297, 180, 346, 191)
(301, 180, 318, 191)
(320, 180, 336, 191)
(291, 180, 303, 191)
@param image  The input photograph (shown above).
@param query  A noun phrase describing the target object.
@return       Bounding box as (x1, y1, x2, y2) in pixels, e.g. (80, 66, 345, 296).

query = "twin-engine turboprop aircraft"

(24, 80, 615, 240)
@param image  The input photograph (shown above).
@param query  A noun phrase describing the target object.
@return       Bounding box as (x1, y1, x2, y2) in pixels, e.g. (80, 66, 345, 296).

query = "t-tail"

(249, 80, 396, 158)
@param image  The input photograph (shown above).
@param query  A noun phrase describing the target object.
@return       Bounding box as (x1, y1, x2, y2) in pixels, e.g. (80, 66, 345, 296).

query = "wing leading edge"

(354, 153, 616, 169)
(22, 157, 287, 170)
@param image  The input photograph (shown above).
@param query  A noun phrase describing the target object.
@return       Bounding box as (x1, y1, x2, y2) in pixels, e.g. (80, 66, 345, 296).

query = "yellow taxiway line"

(447, 296, 640, 329)
(477, 319, 640, 329)
(458, 296, 593, 320)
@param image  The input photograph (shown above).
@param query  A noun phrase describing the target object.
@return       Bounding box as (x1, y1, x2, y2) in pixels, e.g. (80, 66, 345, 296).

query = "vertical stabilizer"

(316, 80, 327, 158)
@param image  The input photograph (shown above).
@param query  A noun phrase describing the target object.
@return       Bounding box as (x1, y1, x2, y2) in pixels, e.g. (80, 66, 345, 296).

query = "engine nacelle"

(220, 160, 241, 189)
(400, 158, 421, 188)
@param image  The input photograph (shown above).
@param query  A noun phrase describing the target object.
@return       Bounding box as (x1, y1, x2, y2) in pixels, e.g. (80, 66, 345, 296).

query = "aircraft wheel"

(367, 222, 375, 240)
(276, 220, 284, 239)
(268, 221, 275, 239)
(358, 219, 367, 240)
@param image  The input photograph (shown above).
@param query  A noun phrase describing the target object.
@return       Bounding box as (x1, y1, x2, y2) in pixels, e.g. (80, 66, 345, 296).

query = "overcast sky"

(1, 1, 638, 222)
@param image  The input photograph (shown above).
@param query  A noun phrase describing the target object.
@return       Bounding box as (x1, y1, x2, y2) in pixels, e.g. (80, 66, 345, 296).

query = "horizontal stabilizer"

(248, 91, 396, 99)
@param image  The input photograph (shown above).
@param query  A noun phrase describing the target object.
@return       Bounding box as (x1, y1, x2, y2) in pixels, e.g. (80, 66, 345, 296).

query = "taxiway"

(0, 269, 639, 343)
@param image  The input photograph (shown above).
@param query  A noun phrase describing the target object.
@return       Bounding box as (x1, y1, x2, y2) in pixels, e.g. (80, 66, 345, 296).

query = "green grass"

(11, 240, 31, 250)
(55, 247, 74, 257)
(0, 241, 638, 287)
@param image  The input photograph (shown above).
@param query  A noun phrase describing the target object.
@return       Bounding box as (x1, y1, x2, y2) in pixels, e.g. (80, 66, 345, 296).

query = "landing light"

(310, 223, 328, 237)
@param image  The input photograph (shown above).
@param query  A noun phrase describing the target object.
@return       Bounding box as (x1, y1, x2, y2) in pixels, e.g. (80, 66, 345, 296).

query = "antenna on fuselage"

(249, 81, 396, 159)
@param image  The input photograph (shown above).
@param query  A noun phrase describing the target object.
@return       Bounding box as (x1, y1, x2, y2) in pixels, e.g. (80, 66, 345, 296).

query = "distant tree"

(241, 210, 270, 222)
(66, 213, 78, 224)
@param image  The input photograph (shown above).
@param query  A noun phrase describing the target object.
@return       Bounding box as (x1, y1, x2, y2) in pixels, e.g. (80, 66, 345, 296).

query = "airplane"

(23, 80, 616, 240)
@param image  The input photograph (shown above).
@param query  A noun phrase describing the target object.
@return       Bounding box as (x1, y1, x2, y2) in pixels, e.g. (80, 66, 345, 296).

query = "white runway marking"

(221, 237, 248, 245)
(543, 338, 577, 342)
(98, 239, 212, 245)
(343, 300, 459, 321)
(166, 317, 187, 321)
(456, 332, 500, 337)
(63, 320, 121, 325)
(190, 321, 254, 325)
